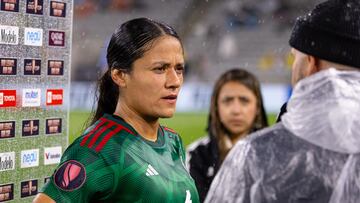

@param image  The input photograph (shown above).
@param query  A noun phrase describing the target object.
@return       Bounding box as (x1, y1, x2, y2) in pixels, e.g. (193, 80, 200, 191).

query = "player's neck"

(114, 103, 159, 142)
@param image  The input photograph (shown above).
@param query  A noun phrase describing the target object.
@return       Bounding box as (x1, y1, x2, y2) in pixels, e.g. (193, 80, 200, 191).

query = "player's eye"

(153, 66, 167, 74)
(221, 97, 234, 105)
(175, 64, 185, 74)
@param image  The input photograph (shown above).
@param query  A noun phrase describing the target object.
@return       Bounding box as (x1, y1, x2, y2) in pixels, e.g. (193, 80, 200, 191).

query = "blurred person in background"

(187, 68, 268, 202)
(205, 0, 360, 202)
(34, 18, 199, 203)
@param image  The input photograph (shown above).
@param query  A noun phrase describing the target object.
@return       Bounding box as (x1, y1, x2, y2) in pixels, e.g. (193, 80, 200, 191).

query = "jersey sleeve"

(40, 141, 115, 202)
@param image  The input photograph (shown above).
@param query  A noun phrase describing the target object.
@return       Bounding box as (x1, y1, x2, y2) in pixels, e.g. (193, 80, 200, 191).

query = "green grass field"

(69, 111, 277, 146)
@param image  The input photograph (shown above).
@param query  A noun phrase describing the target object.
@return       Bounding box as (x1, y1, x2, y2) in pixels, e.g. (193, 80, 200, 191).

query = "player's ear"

(307, 55, 321, 75)
(111, 68, 127, 88)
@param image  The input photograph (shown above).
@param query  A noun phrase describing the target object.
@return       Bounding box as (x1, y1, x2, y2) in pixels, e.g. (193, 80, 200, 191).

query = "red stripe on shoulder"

(103, 118, 135, 135)
(80, 118, 106, 147)
(87, 122, 114, 148)
(163, 127, 177, 134)
(94, 118, 136, 152)
(95, 125, 123, 152)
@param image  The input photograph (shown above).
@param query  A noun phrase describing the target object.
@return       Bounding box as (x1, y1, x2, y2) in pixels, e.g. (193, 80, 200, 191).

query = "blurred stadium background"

(69, 0, 323, 145)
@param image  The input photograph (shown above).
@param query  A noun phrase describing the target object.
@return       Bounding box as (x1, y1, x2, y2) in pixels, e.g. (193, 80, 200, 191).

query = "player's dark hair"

(90, 18, 182, 125)
(208, 68, 268, 161)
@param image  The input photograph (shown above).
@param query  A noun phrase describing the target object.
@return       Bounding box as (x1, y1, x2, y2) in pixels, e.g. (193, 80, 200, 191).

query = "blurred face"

(217, 81, 258, 138)
(121, 35, 184, 119)
(291, 48, 310, 86)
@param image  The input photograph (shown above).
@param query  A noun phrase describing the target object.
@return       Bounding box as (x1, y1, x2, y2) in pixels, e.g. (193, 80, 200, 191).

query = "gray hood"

(282, 68, 360, 154)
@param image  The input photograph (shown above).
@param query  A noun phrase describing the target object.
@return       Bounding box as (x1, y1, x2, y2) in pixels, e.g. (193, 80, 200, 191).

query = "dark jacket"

(186, 135, 221, 202)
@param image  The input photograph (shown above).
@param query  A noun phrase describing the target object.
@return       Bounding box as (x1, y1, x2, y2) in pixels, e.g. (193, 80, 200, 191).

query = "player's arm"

(35, 143, 115, 202)
(33, 193, 55, 203)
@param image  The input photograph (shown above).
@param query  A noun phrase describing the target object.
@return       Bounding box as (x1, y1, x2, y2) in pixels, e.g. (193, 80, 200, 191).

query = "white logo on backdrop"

(21, 149, 39, 168)
(0, 25, 19, 45)
(24, 27, 43, 46)
(44, 146, 62, 165)
(0, 152, 15, 172)
(22, 88, 41, 107)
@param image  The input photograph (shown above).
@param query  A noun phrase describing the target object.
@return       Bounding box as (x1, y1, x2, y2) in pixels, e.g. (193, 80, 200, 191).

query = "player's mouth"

(162, 95, 177, 104)
(228, 119, 245, 126)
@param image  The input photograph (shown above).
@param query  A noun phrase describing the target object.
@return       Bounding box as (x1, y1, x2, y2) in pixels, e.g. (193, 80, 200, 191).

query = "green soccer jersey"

(40, 114, 199, 203)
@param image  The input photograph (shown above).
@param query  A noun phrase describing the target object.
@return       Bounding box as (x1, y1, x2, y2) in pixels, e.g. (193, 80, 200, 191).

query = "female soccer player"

(186, 68, 268, 202)
(34, 18, 199, 203)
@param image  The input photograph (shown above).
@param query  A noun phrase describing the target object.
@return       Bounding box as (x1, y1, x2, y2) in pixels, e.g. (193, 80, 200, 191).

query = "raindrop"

(311, 41, 315, 46)
(345, 13, 351, 21)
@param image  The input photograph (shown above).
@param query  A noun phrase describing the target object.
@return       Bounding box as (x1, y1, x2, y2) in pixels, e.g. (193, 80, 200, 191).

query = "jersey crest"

(53, 160, 86, 191)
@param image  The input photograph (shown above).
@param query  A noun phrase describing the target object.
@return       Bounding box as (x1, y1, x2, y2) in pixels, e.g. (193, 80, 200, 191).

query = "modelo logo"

(49, 30, 65, 47)
(22, 89, 41, 107)
(0, 152, 15, 172)
(21, 149, 39, 168)
(0, 25, 19, 45)
(24, 27, 43, 46)
(46, 89, 63, 105)
(44, 146, 62, 165)
(0, 90, 16, 107)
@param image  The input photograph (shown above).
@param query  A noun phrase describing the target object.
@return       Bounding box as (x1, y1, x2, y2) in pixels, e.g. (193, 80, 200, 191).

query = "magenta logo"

(54, 160, 86, 191)
(49, 30, 65, 47)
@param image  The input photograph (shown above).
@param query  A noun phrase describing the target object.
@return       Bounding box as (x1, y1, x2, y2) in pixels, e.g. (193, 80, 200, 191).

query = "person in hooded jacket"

(205, 0, 360, 202)
(186, 68, 268, 202)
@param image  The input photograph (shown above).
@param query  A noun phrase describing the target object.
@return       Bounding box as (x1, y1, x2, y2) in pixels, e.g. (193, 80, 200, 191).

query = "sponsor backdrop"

(0, 0, 72, 202)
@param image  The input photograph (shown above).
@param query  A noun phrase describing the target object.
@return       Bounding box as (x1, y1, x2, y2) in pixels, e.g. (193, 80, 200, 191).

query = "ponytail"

(90, 70, 119, 125)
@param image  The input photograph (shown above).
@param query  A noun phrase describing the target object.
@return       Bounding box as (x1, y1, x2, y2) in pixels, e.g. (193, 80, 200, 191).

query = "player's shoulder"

(187, 136, 210, 153)
(162, 126, 178, 134)
(231, 122, 292, 158)
(73, 114, 137, 153)
(161, 126, 180, 139)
